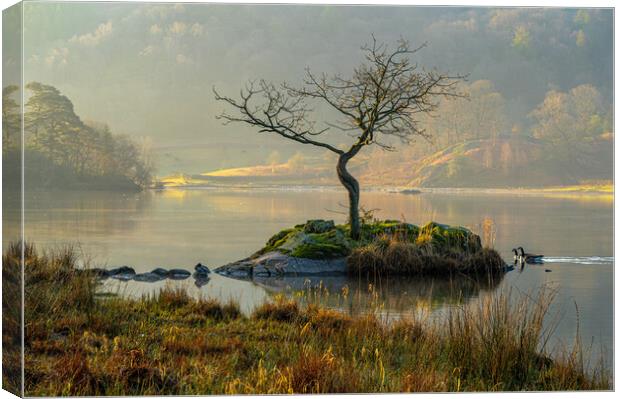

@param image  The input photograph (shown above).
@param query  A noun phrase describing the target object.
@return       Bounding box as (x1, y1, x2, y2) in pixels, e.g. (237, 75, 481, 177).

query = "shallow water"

(4, 187, 613, 369)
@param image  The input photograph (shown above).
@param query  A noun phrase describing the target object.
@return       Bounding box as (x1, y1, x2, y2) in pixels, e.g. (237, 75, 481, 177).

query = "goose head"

(518, 247, 525, 256)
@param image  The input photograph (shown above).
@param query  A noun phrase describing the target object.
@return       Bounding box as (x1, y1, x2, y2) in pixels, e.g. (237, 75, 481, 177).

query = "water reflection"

(255, 273, 505, 317)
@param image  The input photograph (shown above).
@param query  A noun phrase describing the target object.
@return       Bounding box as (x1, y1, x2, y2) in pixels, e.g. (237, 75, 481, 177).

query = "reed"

(348, 232, 505, 277)
(11, 243, 610, 395)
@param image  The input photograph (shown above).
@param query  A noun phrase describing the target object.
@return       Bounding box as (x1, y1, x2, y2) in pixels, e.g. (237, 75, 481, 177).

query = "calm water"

(4, 187, 613, 369)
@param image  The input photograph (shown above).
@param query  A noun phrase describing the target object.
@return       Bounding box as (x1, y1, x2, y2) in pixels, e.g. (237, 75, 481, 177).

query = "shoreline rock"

(215, 251, 347, 279)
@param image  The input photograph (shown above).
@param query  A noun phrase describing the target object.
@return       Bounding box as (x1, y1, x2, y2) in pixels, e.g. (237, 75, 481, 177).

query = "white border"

(0, 1, 616, 399)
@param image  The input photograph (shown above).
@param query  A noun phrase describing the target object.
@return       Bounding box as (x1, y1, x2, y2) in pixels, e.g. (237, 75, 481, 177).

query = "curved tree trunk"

(337, 152, 360, 240)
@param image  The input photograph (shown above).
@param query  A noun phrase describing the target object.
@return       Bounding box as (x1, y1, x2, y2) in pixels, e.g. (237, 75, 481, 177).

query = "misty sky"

(5, 2, 613, 173)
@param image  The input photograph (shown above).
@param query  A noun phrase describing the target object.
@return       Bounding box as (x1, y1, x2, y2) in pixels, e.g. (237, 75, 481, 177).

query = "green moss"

(289, 229, 351, 259)
(359, 220, 419, 243)
(254, 228, 297, 256)
(255, 219, 482, 263)
(416, 221, 481, 254)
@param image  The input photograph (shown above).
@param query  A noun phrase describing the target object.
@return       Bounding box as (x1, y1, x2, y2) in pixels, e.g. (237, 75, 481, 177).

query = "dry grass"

(12, 243, 611, 395)
(348, 233, 505, 277)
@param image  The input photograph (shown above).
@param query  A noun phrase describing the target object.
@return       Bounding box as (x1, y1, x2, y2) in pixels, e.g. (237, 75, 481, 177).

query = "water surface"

(5, 187, 613, 369)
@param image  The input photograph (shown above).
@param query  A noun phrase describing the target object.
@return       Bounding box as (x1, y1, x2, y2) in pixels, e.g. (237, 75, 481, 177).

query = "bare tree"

(214, 37, 464, 239)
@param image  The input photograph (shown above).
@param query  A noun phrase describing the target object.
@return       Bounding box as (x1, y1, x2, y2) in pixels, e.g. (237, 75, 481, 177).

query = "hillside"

(360, 135, 612, 188)
(163, 134, 612, 190)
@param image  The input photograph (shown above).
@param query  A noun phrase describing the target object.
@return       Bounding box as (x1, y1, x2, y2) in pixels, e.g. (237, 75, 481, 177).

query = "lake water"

(4, 187, 613, 370)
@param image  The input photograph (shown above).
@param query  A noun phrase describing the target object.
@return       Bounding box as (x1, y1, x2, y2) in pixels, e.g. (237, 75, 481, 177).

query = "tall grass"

(348, 232, 505, 277)
(13, 243, 610, 395)
(2, 242, 24, 395)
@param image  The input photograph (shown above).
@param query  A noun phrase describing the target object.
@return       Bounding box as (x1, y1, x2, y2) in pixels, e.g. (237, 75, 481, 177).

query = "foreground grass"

(5, 243, 610, 395)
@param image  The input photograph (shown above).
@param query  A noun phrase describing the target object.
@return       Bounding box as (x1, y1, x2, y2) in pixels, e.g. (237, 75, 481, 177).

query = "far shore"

(155, 180, 613, 198)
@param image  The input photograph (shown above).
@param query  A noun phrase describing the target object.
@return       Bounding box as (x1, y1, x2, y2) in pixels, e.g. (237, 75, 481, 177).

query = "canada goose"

(518, 247, 544, 263)
(512, 248, 521, 262)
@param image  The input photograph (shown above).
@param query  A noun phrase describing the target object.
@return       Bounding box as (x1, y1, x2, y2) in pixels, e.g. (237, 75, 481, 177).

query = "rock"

(215, 251, 347, 280)
(108, 266, 135, 276)
(108, 266, 136, 281)
(111, 273, 135, 281)
(545, 269, 552, 272)
(151, 268, 169, 277)
(89, 268, 110, 278)
(167, 269, 191, 280)
(133, 272, 166, 282)
(194, 263, 210, 274)
(400, 188, 421, 195)
(276, 228, 350, 259)
(303, 219, 335, 234)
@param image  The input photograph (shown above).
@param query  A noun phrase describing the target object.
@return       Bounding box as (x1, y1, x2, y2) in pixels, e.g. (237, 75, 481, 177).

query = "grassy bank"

(5, 243, 610, 395)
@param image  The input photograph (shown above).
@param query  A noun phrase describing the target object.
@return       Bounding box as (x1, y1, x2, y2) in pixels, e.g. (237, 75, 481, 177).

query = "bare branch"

(214, 37, 466, 158)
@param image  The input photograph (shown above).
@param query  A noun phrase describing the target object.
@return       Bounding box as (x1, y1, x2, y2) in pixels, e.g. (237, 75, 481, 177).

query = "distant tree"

(529, 84, 611, 175)
(512, 25, 531, 50)
(25, 82, 84, 165)
(22, 82, 155, 189)
(422, 80, 507, 148)
(214, 38, 463, 239)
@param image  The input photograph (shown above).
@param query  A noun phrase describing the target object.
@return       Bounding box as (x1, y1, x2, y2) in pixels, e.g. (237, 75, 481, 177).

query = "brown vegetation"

(5, 244, 610, 395)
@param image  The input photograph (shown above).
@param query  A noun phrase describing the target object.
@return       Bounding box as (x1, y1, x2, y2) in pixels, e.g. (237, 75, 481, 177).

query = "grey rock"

(151, 268, 169, 277)
(215, 251, 347, 281)
(89, 268, 110, 278)
(133, 272, 166, 282)
(108, 266, 135, 276)
(194, 263, 210, 275)
(303, 219, 335, 234)
(168, 269, 191, 280)
(111, 273, 135, 281)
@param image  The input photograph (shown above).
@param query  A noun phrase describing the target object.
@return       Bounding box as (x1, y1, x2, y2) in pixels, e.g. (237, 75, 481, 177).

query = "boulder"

(167, 269, 191, 280)
(108, 266, 135, 276)
(89, 268, 110, 278)
(151, 268, 169, 277)
(303, 219, 335, 234)
(216, 251, 347, 280)
(133, 272, 167, 282)
(111, 273, 135, 281)
(194, 263, 210, 275)
(108, 266, 136, 281)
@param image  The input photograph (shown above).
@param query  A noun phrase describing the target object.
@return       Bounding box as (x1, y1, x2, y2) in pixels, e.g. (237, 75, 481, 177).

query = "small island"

(216, 219, 506, 279)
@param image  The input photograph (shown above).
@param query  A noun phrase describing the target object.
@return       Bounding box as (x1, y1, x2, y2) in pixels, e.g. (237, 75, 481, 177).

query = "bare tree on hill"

(214, 37, 464, 239)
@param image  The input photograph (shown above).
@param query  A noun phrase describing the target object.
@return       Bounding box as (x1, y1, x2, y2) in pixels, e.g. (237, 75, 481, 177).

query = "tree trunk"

(337, 152, 360, 240)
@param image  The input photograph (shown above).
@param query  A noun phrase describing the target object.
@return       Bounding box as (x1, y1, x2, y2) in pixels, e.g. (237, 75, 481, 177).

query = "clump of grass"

(286, 347, 356, 393)
(253, 296, 301, 322)
(185, 298, 242, 321)
(14, 243, 611, 395)
(2, 241, 24, 395)
(154, 287, 193, 309)
(348, 233, 505, 277)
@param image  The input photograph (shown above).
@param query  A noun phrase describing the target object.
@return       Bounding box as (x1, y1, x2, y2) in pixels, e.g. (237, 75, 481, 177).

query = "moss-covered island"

(215, 219, 506, 279)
